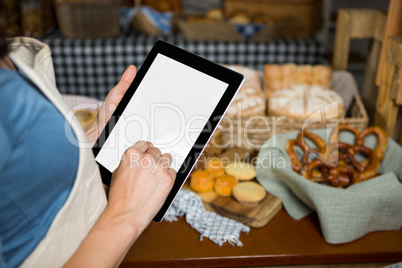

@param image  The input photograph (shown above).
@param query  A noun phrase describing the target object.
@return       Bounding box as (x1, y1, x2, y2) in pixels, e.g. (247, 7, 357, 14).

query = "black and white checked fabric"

(164, 190, 250, 246)
(42, 31, 326, 100)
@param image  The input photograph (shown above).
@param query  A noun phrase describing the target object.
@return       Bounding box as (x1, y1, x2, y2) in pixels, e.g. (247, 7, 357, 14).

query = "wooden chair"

(332, 9, 387, 122)
(375, 36, 402, 144)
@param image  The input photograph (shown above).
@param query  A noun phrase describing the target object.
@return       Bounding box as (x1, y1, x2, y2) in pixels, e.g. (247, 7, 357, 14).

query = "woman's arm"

(64, 140, 176, 267)
(71, 68, 176, 267)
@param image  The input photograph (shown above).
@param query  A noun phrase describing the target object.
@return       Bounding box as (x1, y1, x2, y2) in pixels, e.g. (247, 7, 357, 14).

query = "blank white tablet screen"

(95, 53, 228, 172)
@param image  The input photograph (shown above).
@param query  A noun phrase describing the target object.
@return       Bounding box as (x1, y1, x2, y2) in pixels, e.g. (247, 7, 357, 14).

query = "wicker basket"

(175, 13, 277, 42)
(56, 1, 122, 39)
(221, 94, 369, 150)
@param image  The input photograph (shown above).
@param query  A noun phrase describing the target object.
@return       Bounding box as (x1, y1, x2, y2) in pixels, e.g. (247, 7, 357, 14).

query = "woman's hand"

(64, 140, 176, 268)
(84, 65, 137, 146)
(106, 140, 176, 233)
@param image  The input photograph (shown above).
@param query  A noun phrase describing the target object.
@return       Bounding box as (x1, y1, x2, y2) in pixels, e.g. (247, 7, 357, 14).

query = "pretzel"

(300, 159, 332, 183)
(346, 145, 373, 173)
(355, 126, 387, 181)
(286, 139, 304, 173)
(301, 159, 358, 188)
(329, 125, 387, 181)
(355, 126, 388, 161)
(323, 142, 350, 166)
(327, 166, 358, 188)
(297, 129, 326, 162)
(286, 125, 388, 189)
(329, 124, 360, 144)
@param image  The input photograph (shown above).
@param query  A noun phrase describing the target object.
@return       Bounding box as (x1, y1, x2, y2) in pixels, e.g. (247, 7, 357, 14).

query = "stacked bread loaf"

(224, 65, 266, 118)
(264, 63, 332, 98)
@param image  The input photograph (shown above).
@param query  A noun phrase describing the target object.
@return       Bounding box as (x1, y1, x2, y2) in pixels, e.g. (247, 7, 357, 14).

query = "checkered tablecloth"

(42, 31, 326, 100)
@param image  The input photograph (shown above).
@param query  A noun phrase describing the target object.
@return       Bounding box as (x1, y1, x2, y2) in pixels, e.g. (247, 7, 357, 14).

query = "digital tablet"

(92, 40, 244, 222)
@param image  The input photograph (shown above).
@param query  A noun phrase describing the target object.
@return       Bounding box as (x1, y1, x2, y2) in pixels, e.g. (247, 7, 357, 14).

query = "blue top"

(0, 68, 78, 267)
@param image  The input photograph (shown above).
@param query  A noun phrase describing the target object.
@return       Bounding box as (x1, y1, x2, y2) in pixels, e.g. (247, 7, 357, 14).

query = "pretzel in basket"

(301, 159, 358, 188)
(286, 124, 388, 188)
(328, 124, 360, 144)
(286, 139, 305, 173)
(297, 130, 326, 162)
(354, 126, 388, 181)
(286, 129, 327, 172)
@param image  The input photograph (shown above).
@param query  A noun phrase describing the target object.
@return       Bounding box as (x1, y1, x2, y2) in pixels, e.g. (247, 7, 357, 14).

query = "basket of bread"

(221, 63, 368, 150)
(174, 7, 277, 42)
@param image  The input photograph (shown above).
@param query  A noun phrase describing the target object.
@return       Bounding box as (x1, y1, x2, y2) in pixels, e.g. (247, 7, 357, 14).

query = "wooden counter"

(122, 209, 402, 267)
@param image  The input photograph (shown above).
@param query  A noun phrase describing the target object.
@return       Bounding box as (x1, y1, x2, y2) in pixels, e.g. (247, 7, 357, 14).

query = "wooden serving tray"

(183, 147, 282, 228)
(182, 182, 282, 228)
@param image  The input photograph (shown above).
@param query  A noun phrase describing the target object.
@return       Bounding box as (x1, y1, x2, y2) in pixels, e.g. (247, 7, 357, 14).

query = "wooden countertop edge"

(121, 251, 402, 268)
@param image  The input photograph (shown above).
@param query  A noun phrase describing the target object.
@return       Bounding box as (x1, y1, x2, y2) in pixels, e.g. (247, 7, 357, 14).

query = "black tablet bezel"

(92, 40, 244, 222)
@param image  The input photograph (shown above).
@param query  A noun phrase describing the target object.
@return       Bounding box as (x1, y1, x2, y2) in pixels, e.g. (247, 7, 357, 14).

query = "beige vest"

(8, 37, 107, 267)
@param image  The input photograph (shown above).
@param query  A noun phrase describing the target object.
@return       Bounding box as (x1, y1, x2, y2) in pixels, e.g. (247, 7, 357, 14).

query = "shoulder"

(0, 69, 23, 158)
(0, 68, 33, 107)
(0, 67, 30, 97)
(0, 68, 42, 127)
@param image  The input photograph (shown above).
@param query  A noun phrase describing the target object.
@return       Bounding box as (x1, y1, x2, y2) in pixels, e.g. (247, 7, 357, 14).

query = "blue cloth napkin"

(164, 190, 250, 246)
(232, 23, 265, 41)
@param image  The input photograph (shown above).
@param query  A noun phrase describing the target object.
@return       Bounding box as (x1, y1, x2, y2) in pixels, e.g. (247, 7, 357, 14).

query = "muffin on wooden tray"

(214, 175, 237, 196)
(190, 170, 214, 193)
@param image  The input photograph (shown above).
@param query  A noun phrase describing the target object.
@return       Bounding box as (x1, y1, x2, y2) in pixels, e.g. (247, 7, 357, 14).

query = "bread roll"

(190, 170, 214, 192)
(264, 63, 332, 98)
(205, 8, 224, 21)
(225, 161, 256, 181)
(229, 12, 250, 24)
(214, 175, 237, 196)
(228, 65, 262, 88)
(280, 63, 297, 89)
(268, 85, 345, 120)
(226, 85, 266, 117)
(294, 65, 313, 85)
(232, 181, 266, 204)
(313, 65, 332, 87)
(224, 65, 266, 118)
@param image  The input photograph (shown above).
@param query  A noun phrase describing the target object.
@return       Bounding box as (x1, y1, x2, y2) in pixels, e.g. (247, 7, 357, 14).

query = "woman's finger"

(147, 147, 162, 162)
(98, 65, 137, 125)
(167, 168, 177, 180)
(131, 140, 152, 153)
(110, 65, 137, 96)
(159, 153, 173, 169)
